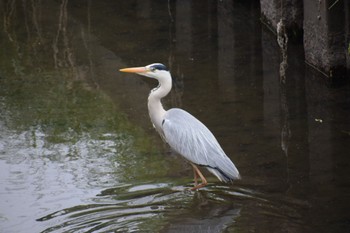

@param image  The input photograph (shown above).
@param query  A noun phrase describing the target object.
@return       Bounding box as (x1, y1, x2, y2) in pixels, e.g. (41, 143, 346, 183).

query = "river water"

(0, 1, 349, 232)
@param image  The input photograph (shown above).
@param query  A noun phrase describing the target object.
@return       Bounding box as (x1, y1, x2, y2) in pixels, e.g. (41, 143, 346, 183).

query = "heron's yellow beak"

(119, 67, 148, 73)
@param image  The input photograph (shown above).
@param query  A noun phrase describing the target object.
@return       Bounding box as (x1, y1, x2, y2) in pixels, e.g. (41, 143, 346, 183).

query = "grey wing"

(162, 108, 240, 182)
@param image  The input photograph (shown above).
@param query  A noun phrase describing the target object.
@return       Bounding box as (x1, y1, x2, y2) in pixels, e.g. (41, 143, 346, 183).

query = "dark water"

(1, 0, 350, 232)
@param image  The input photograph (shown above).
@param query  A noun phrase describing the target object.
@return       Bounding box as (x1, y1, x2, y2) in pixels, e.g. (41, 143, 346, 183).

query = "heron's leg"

(190, 164, 208, 191)
(193, 166, 198, 186)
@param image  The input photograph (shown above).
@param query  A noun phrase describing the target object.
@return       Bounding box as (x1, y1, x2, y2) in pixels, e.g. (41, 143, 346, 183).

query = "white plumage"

(163, 108, 240, 182)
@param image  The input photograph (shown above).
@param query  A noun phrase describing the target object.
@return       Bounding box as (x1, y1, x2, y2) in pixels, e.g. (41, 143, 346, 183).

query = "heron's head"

(119, 63, 170, 80)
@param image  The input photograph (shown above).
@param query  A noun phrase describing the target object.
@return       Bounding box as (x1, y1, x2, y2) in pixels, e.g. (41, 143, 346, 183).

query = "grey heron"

(120, 63, 240, 190)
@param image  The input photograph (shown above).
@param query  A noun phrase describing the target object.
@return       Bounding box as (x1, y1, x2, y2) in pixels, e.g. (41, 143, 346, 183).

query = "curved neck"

(148, 74, 172, 133)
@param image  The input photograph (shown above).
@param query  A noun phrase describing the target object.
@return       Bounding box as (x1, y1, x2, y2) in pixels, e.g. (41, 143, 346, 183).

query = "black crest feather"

(151, 63, 168, 71)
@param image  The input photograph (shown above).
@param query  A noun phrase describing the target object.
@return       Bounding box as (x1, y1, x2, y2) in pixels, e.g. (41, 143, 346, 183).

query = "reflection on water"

(0, 69, 154, 232)
(1, 0, 350, 232)
(37, 184, 243, 233)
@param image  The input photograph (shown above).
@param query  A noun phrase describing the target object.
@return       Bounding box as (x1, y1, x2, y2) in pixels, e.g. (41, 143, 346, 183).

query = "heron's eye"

(150, 67, 156, 72)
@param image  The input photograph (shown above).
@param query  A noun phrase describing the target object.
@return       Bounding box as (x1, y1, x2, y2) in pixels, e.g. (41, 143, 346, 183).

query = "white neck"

(147, 73, 172, 134)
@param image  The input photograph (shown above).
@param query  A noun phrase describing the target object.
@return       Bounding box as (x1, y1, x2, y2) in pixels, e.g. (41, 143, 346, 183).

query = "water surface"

(0, 0, 349, 232)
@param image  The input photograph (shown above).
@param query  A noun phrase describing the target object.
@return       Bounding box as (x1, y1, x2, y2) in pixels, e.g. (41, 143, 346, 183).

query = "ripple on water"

(36, 182, 247, 232)
(37, 180, 312, 233)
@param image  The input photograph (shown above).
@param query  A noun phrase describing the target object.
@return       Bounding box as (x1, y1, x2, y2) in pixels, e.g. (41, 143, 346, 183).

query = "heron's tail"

(206, 166, 240, 183)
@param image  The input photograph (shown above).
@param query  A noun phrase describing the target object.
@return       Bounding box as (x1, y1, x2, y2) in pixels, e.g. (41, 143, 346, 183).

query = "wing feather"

(162, 108, 240, 181)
